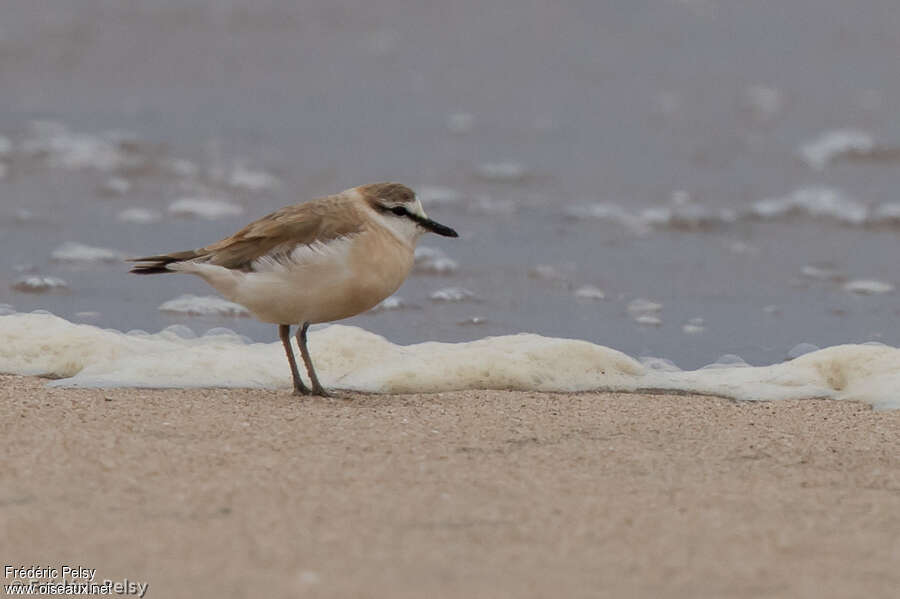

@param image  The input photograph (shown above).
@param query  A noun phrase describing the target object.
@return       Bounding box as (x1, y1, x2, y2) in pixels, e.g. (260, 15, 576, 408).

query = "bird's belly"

(233, 237, 413, 325)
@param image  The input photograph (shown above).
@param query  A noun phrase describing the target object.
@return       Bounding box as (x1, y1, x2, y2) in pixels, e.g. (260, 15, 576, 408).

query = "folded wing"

(129, 194, 363, 274)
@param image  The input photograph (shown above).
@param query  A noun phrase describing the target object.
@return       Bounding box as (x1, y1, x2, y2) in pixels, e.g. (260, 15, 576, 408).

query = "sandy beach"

(2, 375, 898, 598)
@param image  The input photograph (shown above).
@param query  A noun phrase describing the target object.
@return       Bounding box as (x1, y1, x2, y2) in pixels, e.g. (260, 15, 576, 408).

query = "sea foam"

(413, 246, 459, 275)
(799, 129, 875, 170)
(168, 197, 244, 220)
(158, 294, 251, 317)
(1, 312, 899, 409)
(51, 242, 125, 263)
(21, 121, 142, 172)
(564, 185, 900, 232)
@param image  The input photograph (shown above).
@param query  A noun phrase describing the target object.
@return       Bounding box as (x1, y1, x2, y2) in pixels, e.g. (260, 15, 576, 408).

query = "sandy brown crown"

(357, 182, 416, 207)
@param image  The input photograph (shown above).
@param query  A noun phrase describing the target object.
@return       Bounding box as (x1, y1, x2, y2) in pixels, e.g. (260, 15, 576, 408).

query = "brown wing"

(129, 192, 363, 274)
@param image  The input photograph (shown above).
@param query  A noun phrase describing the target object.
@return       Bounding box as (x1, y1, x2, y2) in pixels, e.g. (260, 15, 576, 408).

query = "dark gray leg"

(297, 322, 330, 397)
(279, 324, 310, 396)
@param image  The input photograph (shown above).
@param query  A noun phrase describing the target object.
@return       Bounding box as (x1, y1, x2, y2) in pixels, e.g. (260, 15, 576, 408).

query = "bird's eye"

(390, 206, 408, 216)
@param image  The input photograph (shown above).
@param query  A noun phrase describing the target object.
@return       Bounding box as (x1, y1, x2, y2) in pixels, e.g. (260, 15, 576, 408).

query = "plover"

(129, 182, 458, 396)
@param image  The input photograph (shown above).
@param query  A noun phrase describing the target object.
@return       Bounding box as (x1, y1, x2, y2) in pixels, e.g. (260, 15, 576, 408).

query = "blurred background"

(2, 0, 900, 368)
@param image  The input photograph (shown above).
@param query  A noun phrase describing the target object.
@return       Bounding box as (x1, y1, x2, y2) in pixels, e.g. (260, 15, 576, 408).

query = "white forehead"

(409, 198, 427, 218)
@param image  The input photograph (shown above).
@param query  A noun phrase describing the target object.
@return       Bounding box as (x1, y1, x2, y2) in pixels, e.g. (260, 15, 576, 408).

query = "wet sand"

(2, 375, 899, 598)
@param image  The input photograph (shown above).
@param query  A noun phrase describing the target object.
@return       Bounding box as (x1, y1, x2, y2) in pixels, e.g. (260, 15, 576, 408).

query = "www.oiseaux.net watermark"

(4, 565, 148, 597)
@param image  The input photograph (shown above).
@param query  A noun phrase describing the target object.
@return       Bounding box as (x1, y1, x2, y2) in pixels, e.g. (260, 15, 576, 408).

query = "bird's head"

(358, 182, 459, 242)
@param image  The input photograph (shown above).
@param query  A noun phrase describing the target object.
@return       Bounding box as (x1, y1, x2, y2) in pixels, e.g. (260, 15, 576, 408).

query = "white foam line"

(0, 312, 898, 409)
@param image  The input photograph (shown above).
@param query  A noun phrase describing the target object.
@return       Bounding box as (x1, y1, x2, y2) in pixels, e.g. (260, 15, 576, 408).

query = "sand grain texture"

(2, 375, 899, 598)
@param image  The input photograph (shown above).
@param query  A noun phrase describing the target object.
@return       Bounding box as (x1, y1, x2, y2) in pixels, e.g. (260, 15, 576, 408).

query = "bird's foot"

(311, 385, 332, 398)
(292, 386, 312, 397)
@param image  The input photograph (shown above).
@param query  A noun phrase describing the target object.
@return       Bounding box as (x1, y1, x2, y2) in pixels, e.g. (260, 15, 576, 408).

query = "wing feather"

(129, 192, 364, 273)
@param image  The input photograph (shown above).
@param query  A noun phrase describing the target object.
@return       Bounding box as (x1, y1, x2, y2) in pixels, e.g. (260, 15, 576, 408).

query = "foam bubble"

(843, 279, 894, 295)
(457, 316, 487, 326)
(430, 287, 476, 302)
(203, 327, 237, 337)
(369, 296, 407, 312)
(634, 315, 662, 327)
(787, 342, 820, 360)
(161, 324, 197, 339)
(529, 265, 572, 283)
(627, 298, 662, 317)
(566, 194, 735, 234)
(3, 312, 899, 408)
(801, 265, 844, 281)
(21, 121, 142, 172)
(726, 241, 760, 255)
(168, 197, 243, 220)
(228, 164, 279, 192)
(117, 208, 162, 224)
(11, 276, 69, 293)
(799, 129, 875, 170)
(682, 317, 705, 335)
(202, 327, 249, 344)
(413, 247, 459, 275)
(101, 176, 132, 196)
(639, 356, 681, 372)
(701, 354, 750, 369)
(752, 186, 867, 225)
(51, 242, 125, 263)
(158, 294, 251, 317)
(753, 187, 868, 225)
(574, 286, 606, 301)
(165, 158, 199, 178)
(869, 203, 900, 225)
(666, 191, 736, 229)
(564, 203, 651, 236)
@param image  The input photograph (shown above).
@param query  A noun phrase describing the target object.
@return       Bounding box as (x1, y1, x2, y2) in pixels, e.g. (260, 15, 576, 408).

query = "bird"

(129, 182, 458, 396)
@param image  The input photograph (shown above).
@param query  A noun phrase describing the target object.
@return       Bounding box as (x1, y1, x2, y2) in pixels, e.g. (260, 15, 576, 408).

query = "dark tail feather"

(129, 262, 176, 275)
(127, 250, 201, 275)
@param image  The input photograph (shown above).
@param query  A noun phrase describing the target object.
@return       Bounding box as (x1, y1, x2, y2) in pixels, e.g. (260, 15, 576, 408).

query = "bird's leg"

(279, 324, 310, 396)
(297, 322, 330, 397)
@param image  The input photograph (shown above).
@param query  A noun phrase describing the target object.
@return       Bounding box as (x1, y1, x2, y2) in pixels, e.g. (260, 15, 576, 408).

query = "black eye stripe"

(377, 202, 425, 223)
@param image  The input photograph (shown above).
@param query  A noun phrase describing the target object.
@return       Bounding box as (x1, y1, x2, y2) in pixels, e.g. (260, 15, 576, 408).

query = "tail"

(127, 249, 203, 275)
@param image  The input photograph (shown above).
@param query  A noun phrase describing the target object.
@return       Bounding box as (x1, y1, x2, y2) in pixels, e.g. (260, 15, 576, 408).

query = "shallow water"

(2, 1, 900, 371)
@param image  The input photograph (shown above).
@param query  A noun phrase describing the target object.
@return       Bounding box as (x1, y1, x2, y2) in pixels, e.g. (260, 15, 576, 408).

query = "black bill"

(410, 214, 459, 237)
